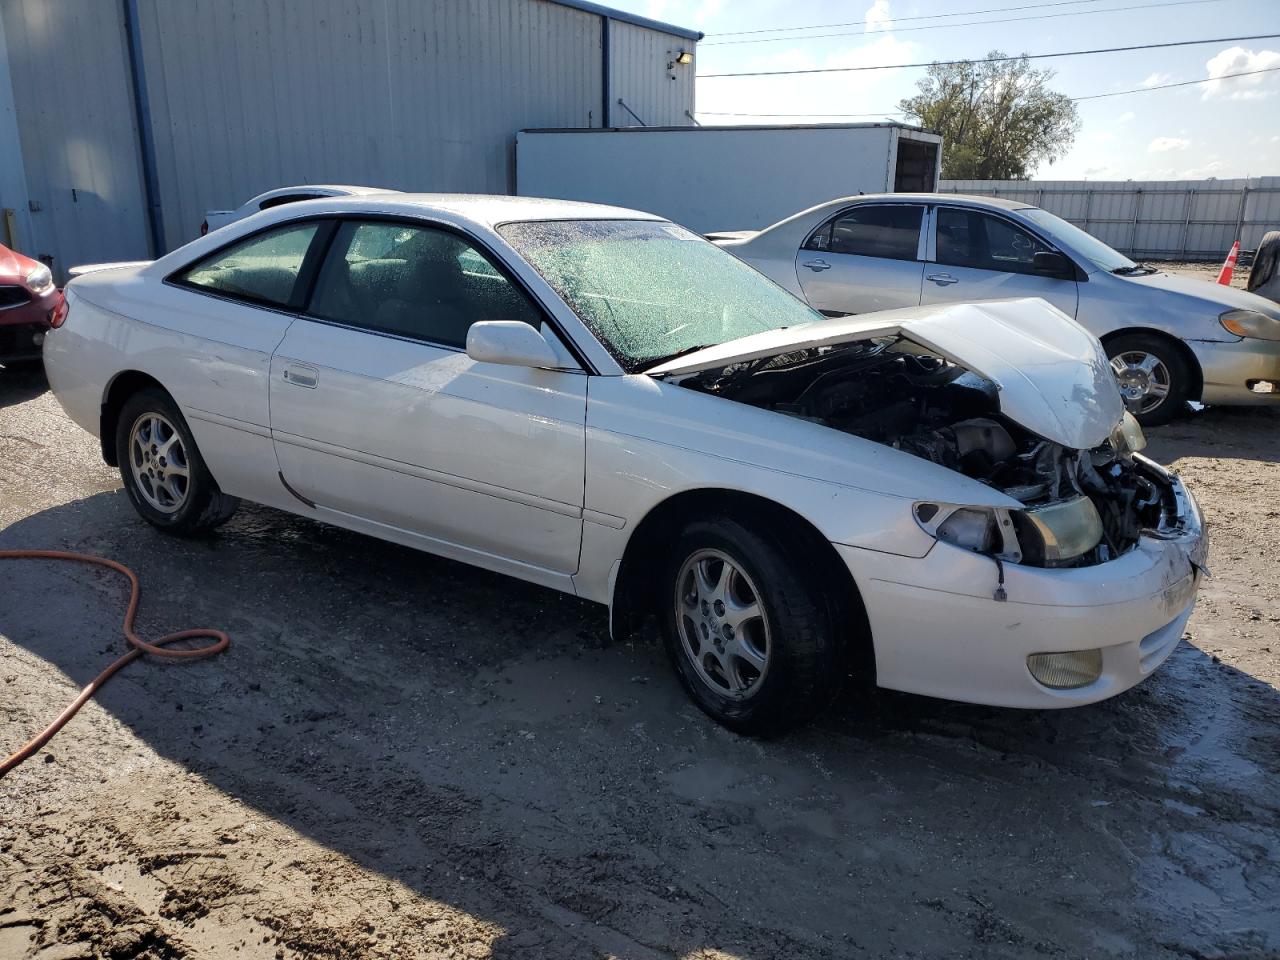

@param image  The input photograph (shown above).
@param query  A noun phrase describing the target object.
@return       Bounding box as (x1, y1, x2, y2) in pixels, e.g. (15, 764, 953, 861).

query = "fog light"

(32, 330, 45, 347)
(1027, 649, 1103, 689)
(1248, 379, 1277, 394)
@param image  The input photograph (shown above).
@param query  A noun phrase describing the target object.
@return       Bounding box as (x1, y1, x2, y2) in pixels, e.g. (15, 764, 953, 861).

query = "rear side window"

(306, 220, 543, 348)
(259, 193, 324, 211)
(803, 204, 922, 261)
(177, 222, 320, 307)
(935, 208, 1052, 275)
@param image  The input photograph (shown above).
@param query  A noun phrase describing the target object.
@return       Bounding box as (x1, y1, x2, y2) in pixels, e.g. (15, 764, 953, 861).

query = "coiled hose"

(0, 550, 229, 779)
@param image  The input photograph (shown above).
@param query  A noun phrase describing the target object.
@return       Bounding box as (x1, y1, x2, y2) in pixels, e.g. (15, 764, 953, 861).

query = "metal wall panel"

(136, 0, 613, 248)
(608, 19, 693, 127)
(941, 177, 1280, 260)
(0, 0, 151, 276)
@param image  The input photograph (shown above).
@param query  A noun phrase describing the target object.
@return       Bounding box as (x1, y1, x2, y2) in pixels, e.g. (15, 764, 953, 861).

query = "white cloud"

(1148, 137, 1191, 153)
(1141, 72, 1172, 88)
(865, 0, 893, 31)
(1202, 46, 1280, 100)
(1178, 159, 1226, 179)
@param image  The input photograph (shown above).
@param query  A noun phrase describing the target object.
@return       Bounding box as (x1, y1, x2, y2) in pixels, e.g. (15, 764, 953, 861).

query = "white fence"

(939, 177, 1280, 261)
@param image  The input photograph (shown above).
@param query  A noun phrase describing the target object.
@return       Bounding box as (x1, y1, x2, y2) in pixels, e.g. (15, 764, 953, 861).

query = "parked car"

(43, 195, 1206, 734)
(201, 184, 397, 236)
(712, 193, 1280, 425)
(0, 242, 64, 364)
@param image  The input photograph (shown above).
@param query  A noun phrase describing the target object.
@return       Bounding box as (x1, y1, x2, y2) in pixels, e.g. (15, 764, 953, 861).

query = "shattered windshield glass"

(498, 219, 823, 372)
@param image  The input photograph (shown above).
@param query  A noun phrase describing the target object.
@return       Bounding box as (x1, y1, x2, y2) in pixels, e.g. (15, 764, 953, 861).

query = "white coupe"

(44, 194, 1207, 734)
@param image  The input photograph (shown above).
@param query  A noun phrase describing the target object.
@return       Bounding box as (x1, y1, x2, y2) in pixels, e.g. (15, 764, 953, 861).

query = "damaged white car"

(43, 196, 1207, 734)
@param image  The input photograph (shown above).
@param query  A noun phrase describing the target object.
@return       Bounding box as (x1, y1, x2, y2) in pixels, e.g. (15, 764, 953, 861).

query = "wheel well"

(611, 489, 875, 680)
(1100, 327, 1204, 401)
(100, 371, 168, 466)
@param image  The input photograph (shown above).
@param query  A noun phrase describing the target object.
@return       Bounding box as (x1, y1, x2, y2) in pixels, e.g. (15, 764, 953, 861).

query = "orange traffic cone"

(1217, 240, 1240, 285)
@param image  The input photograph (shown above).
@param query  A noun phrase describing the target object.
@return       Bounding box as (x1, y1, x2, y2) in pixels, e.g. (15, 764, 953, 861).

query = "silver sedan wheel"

(1110, 350, 1171, 415)
(674, 549, 771, 700)
(128, 412, 190, 514)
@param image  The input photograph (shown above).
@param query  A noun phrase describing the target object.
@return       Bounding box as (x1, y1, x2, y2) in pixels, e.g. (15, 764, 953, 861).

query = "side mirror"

(466, 320, 563, 369)
(1033, 251, 1071, 278)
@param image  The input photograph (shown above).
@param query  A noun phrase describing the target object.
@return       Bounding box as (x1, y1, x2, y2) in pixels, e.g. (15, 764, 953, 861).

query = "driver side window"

(935, 208, 1052, 276)
(306, 221, 543, 348)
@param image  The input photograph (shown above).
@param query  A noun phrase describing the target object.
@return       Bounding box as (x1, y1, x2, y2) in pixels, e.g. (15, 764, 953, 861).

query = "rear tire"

(1248, 230, 1280, 299)
(660, 515, 847, 736)
(115, 388, 239, 535)
(1105, 333, 1192, 427)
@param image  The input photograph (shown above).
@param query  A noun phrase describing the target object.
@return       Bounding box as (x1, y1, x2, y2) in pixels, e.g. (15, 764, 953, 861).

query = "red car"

(1, 243, 64, 364)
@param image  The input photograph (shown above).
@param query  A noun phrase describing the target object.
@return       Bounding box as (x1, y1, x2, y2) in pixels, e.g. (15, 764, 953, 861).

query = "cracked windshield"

(499, 219, 822, 371)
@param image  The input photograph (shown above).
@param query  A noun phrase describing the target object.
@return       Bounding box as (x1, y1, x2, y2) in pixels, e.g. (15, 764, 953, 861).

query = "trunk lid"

(648, 298, 1124, 451)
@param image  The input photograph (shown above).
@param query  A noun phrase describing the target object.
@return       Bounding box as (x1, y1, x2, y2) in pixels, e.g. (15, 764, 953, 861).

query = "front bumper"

(838, 468, 1207, 709)
(0, 321, 50, 361)
(0, 289, 59, 361)
(1188, 336, 1280, 405)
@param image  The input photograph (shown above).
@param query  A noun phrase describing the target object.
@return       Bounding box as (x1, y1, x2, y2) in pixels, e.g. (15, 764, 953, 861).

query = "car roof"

(852, 192, 1034, 211)
(310, 192, 666, 227)
(252, 184, 395, 200)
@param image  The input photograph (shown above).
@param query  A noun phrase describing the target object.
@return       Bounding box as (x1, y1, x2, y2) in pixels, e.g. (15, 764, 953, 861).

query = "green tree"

(900, 53, 1080, 180)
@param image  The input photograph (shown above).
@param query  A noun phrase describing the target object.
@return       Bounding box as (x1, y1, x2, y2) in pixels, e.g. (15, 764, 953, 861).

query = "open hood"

(648, 298, 1124, 451)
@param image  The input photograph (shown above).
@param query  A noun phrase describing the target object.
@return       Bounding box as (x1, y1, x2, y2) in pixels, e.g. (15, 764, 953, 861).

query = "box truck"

(515, 123, 942, 234)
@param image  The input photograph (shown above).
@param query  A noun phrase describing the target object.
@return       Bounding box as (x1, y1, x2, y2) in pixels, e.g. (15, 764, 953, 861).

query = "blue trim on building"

(122, 0, 165, 255)
(548, 0, 702, 41)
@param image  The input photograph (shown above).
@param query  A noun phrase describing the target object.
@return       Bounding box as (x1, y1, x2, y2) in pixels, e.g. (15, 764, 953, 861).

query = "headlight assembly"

(24, 263, 55, 296)
(915, 495, 1103, 566)
(914, 503, 1014, 557)
(1012, 495, 1104, 565)
(1219, 308, 1280, 341)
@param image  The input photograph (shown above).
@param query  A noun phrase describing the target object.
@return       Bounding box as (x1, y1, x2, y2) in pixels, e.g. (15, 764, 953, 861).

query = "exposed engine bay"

(666, 337, 1181, 567)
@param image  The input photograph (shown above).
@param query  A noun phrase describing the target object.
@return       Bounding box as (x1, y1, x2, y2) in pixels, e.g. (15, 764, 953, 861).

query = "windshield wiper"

(1112, 263, 1157, 276)
(637, 343, 722, 372)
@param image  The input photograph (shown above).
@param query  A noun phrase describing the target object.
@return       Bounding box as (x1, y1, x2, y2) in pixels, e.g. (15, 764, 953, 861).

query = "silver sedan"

(713, 193, 1280, 425)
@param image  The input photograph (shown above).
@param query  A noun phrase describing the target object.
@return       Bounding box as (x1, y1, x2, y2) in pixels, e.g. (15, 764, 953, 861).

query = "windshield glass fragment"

(499, 219, 823, 371)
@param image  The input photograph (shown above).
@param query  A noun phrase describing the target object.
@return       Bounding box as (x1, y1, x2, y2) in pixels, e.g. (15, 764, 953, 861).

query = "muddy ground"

(2, 292, 1279, 958)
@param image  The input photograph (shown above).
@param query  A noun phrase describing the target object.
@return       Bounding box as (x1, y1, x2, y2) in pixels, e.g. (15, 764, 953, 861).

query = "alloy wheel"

(674, 549, 771, 700)
(128, 412, 190, 514)
(1110, 350, 1171, 415)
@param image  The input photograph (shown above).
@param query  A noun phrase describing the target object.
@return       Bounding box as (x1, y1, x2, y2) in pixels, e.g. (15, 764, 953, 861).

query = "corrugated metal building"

(0, 0, 700, 278)
(941, 177, 1280, 260)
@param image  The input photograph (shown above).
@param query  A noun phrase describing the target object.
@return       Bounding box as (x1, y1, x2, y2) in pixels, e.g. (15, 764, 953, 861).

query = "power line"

(692, 65, 1280, 117)
(1073, 63, 1280, 99)
(700, 0, 1224, 47)
(696, 33, 1280, 78)
(697, 111, 910, 117)
(707, 0, 1113, 37)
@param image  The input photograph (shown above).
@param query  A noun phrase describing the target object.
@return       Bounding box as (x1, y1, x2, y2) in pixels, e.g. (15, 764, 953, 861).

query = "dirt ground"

(1157, 260, 1252, 291)
(3, 274, 1279, 958)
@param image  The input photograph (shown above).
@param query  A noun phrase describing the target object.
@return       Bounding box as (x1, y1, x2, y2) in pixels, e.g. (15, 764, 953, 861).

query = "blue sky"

(605, 0, 1280, 180)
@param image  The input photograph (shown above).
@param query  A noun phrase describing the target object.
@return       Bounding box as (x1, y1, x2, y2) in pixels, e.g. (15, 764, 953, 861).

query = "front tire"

(660, 516, 846, 736)
(115, 388, 239, 535)
(1105, 333, 1192, 427)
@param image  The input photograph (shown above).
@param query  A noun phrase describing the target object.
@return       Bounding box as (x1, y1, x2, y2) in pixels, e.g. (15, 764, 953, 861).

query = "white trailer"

(515, 123, 942, 234)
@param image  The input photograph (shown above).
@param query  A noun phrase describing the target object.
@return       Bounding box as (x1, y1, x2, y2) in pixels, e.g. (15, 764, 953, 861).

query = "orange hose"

(0, 549, 229, 779)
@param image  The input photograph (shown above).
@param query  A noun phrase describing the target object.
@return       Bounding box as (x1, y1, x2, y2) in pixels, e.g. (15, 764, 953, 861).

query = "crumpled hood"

(649, 298, 1124, 451)
(1121, 269, 1280, 317)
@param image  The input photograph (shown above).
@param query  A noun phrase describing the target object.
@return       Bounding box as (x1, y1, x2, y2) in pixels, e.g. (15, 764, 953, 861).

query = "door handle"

(802, 259, 832, 272)
(926, 273, 959, 286)
(282, 364, 318, 388)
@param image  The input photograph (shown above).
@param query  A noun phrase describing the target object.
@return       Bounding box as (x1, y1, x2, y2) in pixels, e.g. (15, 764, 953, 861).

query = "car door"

(268, 218, 587, 584)
(920, 206, 1079, 316)
(161, 219, 326, 503)
(794, 202, 925, 315)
